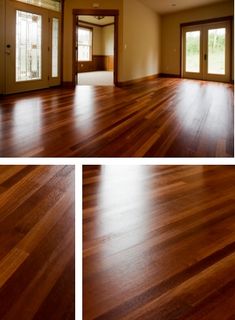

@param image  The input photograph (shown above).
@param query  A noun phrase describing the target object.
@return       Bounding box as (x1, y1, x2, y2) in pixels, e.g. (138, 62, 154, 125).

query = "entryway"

(5, 0, 61, 94)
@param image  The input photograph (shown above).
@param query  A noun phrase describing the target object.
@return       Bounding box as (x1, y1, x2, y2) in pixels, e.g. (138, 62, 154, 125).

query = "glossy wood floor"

(0, 78, 233, 157)
(83, 165, 235, 320)
(0, 165, 75, 319)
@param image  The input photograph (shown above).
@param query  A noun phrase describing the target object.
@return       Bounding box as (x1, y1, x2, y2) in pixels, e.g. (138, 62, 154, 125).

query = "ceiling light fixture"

(95, 16, 105, 20)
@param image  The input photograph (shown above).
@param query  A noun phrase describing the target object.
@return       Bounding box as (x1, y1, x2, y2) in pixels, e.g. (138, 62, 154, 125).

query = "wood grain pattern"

(105, 55, 114, 71)
(83, 165, 235, 320)
(0, 165, 75, 320)
(0, 78, 233, 157)
(78, 55, 107, 73)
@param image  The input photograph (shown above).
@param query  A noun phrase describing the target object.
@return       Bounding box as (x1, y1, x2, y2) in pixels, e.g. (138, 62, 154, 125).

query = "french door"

(5, 1, 61, 94)
(182, 20, 231, 82)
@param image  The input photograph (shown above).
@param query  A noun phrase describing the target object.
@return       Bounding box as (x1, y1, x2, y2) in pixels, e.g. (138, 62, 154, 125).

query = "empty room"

(0, 0, 234, 157)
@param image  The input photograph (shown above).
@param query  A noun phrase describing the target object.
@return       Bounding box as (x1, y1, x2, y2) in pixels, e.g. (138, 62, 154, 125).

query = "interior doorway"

(73, 9, 119, 87)
(77, 15, 114, 86)
(182, 18, 232, 82)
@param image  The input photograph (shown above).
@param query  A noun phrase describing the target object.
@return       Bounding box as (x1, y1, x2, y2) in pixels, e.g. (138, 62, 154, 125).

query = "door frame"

(0, 0, 6, 94)
(180, 16, 233, 83)
(72, 9, 119, 87)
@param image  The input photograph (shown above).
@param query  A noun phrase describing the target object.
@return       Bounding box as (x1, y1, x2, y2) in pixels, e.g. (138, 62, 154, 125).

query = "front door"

(5, 1, 60, 94)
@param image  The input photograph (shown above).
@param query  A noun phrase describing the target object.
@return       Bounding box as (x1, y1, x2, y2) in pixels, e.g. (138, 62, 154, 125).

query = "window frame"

(77, 25, 93, 62)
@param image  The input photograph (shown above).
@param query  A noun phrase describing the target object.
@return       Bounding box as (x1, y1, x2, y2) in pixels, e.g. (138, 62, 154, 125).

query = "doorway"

(73, 9, 119, 87)
(182, 19, 232, 82)
(5, 1, 61, 94)
(77, 15, 114, 86)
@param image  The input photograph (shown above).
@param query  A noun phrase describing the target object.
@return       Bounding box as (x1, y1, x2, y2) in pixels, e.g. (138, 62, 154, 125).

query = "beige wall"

(122, 0, 161, 81)
(161, 0, 234, 75)
(0, 0, 5, 94)
(63, 0, 123, 82)
(92, 25, 103, 55)
(102, 24, 114, 55)
(79, 22, 114, 56)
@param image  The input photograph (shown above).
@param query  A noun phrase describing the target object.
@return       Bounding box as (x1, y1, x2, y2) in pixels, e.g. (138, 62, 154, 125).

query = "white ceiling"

(139, 0, 231, 14)
(78, 15, 114, 26)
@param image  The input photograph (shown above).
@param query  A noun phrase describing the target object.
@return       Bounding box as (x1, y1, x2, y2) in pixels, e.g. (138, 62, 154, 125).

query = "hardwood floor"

(83, 165, 235, 320)
(0, 78, 233, 157)
(0, 165, 75, 319)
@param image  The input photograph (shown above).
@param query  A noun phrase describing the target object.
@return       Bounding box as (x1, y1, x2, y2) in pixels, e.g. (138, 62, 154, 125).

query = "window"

(52, 18, 59, 77)
(78, 27, 92, 61)
(17, 0, 61, 12)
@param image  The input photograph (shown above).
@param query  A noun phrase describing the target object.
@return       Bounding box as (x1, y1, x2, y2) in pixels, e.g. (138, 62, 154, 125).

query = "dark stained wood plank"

(0, 165, 75, 320)
(0, 78, 233, 157)
(83, 165, 235, 320)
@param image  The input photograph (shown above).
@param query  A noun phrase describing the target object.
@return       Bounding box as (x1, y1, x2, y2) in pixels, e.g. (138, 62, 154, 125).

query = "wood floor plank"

(0, 248, 29, 289)
(0, 78, 233, 157)
(0, 165, 75, 320)
(83, 165, 235, 320)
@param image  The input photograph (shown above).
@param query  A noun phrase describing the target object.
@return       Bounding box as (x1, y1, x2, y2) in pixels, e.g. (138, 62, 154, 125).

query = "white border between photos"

(1, 157, 235, 166)
(0, 156, 235, 320)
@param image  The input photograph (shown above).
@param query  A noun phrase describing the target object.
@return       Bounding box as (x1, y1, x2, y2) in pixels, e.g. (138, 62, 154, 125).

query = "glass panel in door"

(16, 10, 42, 82)
(208, 27, 226, 75)
(186, 31, 201, 73)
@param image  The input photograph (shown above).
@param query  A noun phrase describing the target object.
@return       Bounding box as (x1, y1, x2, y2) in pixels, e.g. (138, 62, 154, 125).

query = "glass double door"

(5, 1, 60, 94)
(182, 21, 231, 82)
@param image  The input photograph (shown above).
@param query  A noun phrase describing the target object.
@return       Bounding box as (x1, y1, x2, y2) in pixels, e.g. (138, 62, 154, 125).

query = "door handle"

(204, 54, 207, 61)
(5, 44, 11, 55)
